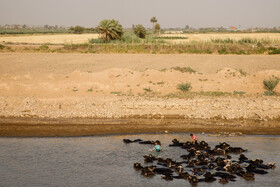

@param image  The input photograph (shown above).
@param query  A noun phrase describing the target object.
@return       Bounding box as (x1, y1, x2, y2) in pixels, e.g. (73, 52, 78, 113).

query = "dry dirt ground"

(1, 33, 280, 44)
(1, 53, 280, 136)
(161, 33, 280, 44)
(0, 34, 99, 44)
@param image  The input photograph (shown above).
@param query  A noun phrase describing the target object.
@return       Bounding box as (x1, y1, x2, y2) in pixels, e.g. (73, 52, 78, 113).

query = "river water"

(0, 133, 279, 187)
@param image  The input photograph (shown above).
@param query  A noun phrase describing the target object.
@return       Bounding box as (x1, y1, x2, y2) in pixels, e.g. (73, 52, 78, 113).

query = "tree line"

(72, 17, 160, 43)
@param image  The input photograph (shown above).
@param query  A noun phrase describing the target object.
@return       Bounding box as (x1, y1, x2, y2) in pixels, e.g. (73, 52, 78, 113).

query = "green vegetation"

(0, 25, 97, 35)
(121, 32, 141, 43)
(153, 36, 188, 40)
(143, 87, 152, 92)
(150, 17, 157, 33)
(87, 88, 93, 92)
(237, 69, 248, 76)
(72, 26, 85, 34)
(157, 81, 165, 85)
(90, 31, 164, 45)
(264, 91, 275, 96)
(2, 25, 280, 55)
(155, 23, 160, 34)
(110, 91, 122, 95)
(133, 24, 146, 39)
(211, 38, 234, 44)
(233, 91, 246, 95)
(268, 47, 280, 54)
(172, 67, 197, 74)
(39, 45, 49, 51)
(0, 28, 73, 35)
(177, 82, 192, 92)
(97, 19, 124, 43)
(11, 42, 278, 54)
(0, 44, 5, 50)
(210, 38, 280, 45)
(165, 91, 232, 99)
(89, 38, 105, 44)
(263, 77, 279, 94)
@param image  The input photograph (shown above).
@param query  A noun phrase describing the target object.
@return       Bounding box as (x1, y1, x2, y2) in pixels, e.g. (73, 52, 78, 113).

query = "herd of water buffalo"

(123, 138, 276, 184)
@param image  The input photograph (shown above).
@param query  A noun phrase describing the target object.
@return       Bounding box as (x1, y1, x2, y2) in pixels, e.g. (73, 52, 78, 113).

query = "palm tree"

(97, 19, 124, 43)
(155, 23, 160, 35)
(133, 24, 146, 39)
(150, 17, 157, 33)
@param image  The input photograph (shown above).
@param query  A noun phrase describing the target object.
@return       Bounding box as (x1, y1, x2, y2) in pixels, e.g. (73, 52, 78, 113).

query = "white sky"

(0, 0, 279, 28)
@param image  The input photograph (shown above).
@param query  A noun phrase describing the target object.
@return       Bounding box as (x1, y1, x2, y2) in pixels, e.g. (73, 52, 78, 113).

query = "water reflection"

(0, 134, 279, 186)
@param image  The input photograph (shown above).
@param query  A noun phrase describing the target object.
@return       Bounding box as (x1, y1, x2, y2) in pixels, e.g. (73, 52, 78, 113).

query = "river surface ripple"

(0, 133, 279, 187)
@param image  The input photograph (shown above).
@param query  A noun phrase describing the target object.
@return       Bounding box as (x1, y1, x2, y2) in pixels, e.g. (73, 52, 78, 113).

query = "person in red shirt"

(190, 133, 198, 145)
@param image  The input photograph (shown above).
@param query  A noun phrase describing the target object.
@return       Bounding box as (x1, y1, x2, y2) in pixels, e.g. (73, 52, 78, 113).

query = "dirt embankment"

(1, 53, 280, 136)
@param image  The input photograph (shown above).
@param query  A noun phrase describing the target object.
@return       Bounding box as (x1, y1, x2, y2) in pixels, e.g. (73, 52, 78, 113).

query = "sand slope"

(1, 53, 280, 135)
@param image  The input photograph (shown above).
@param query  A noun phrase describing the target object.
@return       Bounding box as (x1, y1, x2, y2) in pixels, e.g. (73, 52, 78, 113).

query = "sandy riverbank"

(1, 53, 280, 136)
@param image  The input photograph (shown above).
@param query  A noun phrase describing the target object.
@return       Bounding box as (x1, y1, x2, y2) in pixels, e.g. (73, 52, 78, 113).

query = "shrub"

(39, 45, 49, 50)
(0, 44, 5, 50)
(237, 69, 248, 76)
(177, 82, 191, 92)
(238, 38, 257, 44)
(73, 26, 84, 34)
(263, 77, 279, 93)
(143, 87, 152, 92)
(264, 91, 275, 96)
(172, 67, 197, 74)
(218, 47, 228, 54)
(233, 91, 246, 95)
(211, 38, 234, 44)
(121, 32, 141, 43)
(89, 38, 105, 44)
(268, 47, 280, 55)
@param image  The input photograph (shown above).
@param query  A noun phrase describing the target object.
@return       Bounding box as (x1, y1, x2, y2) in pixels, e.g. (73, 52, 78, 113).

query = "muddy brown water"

(0, 133, 279, 187)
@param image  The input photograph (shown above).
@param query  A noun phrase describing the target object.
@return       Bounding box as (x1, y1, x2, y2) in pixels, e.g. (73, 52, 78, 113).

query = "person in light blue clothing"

(154, 142, 162, 152)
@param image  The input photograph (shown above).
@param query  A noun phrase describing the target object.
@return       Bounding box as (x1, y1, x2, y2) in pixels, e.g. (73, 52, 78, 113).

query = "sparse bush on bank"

(0, 44, 5, 50)
(268, 47, 280, 54)
(264, 91, 275, 96)
(165, 91, 232, 99)
(143, 87, 152, 92)
(263, 76, 279, 94)
(177, 82, 191, 92)
(39, 45, 49, 51)
(172, 67, 197, 74)
(237, 69, 248, 76)
(233, 91, 246, 95)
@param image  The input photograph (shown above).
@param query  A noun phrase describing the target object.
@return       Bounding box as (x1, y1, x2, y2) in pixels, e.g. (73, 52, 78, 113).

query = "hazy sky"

(0, 0, 279, 28)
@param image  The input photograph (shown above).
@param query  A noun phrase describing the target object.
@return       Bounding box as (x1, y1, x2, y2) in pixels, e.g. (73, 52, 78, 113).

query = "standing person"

(154, 142, 162, 152)
(190, 133, 198, 145)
